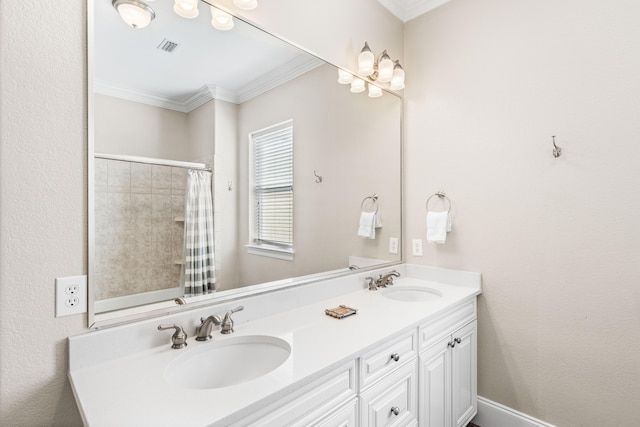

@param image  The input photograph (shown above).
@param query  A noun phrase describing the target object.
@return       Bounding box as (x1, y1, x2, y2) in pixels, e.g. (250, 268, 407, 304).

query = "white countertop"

(69, 266, 481, 426)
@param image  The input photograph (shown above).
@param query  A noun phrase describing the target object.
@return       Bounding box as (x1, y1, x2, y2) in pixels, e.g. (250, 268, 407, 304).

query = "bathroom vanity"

(68, 264, 480, 426)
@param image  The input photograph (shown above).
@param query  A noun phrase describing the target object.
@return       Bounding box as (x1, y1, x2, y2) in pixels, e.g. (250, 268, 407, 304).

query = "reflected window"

(249, 120, 294, 256)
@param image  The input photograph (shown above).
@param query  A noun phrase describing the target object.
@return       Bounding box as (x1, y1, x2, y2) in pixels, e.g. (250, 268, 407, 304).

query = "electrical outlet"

(55, 275, 87, 317)
(412, 239, 423, 256)
(389, 237, 399, 254)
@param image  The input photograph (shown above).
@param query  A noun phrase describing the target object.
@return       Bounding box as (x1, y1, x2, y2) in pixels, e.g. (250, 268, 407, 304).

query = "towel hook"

(313, 170, 323, 183)
(361, 194, 379, 213)
(552, 136, 562, 158)
(426, 191, 451, 213)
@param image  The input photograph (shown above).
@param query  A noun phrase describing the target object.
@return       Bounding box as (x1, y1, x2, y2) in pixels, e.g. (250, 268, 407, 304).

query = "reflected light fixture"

(112, 0, 156, 29)
(350, 78, 365, 93)
(367, 83, 382, 98)
(233, 0, 258, 10)
(356, 42, 405, 90)
(174, 0, 199, 18)
(211, 7, 234, 31)
(337, 69, 354, 85)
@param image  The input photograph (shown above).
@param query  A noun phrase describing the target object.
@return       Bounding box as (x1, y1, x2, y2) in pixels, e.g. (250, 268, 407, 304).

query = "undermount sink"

(164, 335, 291, 390)
(381, 285, 443, 302)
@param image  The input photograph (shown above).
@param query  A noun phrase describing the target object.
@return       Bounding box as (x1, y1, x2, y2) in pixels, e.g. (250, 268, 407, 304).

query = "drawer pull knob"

(448, 337, 462, 348)
(390, 353, 400, 362)
(390, 406, 400, 416)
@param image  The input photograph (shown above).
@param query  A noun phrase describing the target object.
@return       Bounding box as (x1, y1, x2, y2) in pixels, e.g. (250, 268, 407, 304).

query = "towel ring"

(426, 191, 451, 213)
(361, 194, 379, 214)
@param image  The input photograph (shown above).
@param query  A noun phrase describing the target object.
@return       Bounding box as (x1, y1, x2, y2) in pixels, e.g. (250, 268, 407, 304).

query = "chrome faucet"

(196, 305, 245, 340)
(220, 306, 244, 334)
(366, 270, 401, 291)
(157, 324, 188, 349)
(378, 270, 400, 287)
(195, 315, 222, 341)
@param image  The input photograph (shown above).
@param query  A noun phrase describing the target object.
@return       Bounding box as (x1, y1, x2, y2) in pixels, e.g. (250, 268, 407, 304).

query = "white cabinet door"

(418, 320, 477, 427)
(451, 321, 477, 427)
(418, 335, 451, 427)
(360, 360, 419, 427)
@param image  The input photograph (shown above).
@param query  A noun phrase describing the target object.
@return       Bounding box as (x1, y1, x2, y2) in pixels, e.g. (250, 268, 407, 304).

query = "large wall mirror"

(89, 0, 403, 327)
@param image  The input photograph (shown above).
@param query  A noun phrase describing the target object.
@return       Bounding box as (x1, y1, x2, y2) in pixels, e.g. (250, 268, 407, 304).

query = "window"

(248, 120, 294, 259)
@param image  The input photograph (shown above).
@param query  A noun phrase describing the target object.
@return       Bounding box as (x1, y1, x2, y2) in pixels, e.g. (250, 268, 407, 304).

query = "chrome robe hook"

(552, 136, 562, 158)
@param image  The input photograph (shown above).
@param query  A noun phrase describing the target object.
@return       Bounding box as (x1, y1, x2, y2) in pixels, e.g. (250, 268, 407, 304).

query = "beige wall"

(213, 99, 240, 291)
(95, 94, 190, 160)
(0, 1, 401, 425)
(404, 0, 640, 425)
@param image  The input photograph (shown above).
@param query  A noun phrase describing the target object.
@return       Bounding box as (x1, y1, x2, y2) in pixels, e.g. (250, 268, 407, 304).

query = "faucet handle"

(158, 324, 188, 349)
(365, 276, 377, 291)
(221, 306, 244, 334)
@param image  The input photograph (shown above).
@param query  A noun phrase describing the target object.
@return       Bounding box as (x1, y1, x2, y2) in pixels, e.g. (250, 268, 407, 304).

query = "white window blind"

(251, 120, 293, 248)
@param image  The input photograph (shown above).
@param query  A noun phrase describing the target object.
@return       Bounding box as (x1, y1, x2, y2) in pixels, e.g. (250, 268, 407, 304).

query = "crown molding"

(235, 55, 325, 104)
(95, 55, 323, 111)
(377, 0, 451, 22)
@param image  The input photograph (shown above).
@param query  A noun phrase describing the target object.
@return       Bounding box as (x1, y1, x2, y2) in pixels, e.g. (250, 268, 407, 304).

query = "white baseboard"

(471, 396, 557, 427)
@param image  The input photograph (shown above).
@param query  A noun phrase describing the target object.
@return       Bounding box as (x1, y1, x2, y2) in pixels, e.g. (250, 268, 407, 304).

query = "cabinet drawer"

(360, 360, 419, 427)
(311, 398, 358, 427)
(360, 330, 417, 389)
(419, 301, 476, 352)
(231, 361, 356, 427)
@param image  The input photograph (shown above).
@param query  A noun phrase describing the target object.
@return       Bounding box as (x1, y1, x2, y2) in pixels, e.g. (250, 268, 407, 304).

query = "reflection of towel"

(426, 211, 451, 244)
(358, 212, 382, 239)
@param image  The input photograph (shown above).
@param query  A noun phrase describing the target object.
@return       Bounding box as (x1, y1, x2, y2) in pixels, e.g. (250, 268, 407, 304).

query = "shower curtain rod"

(95, 153, 211, 171)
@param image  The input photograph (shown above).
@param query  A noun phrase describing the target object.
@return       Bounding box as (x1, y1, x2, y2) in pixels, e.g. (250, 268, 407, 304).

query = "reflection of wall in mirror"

(236, 64, 402, 287)
(94, 97, 216, 300)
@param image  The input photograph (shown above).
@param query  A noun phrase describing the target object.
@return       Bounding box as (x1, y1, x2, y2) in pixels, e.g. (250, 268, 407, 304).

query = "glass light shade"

(390, 66, 405, 90)
(211, 7, 235, 30)
(377, 54, 394, 83)
(113, 0, 155, 29)
(233, 0, 258, 10)
(350, 78, 365, 93)
(358, 45, 375, 76)
(368, 83, 383, 98)
(174, 0, 199, 18)
(337, 69, 354, 85)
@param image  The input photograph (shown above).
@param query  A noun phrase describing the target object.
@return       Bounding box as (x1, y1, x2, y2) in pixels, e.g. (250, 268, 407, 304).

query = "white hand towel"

(426, 211, 451, 244)
(374, 212, 382, 228)
(358, 211, 376, 239)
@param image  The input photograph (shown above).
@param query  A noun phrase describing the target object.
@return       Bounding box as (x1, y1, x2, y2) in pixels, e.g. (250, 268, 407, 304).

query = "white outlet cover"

(55, 275, 87, 317)
(389, 237, 399, 254)
(412, 239, 423, 256)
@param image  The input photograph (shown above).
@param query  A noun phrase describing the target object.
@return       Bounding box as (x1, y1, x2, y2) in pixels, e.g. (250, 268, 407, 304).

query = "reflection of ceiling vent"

(157, 38, 179, 53)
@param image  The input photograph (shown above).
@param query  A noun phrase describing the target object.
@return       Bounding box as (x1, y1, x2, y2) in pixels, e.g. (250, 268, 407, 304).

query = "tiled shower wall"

(94, 158, 187, 300)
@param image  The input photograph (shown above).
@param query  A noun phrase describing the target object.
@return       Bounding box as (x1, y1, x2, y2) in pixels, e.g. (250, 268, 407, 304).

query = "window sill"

(246, 244, 294, 261)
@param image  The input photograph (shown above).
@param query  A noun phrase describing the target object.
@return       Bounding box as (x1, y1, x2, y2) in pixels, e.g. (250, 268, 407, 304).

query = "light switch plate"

(55, 275, 87, 317)
(389, 237, 399, 254)
(412, 239, 423, 256)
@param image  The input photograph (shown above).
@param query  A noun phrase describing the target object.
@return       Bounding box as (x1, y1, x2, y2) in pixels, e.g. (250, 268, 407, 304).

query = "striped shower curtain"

(181, 169, 215, 296)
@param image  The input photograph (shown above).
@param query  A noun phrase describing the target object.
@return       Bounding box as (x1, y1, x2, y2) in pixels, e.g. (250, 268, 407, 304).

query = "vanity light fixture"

(390, 61, 405, 90)
(210, 7, 234, 30)
(233, 0, 258, 10)
(174, 0, 199, 18)
(356, 42, 405, 91)
(112, 0, 156, 29)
